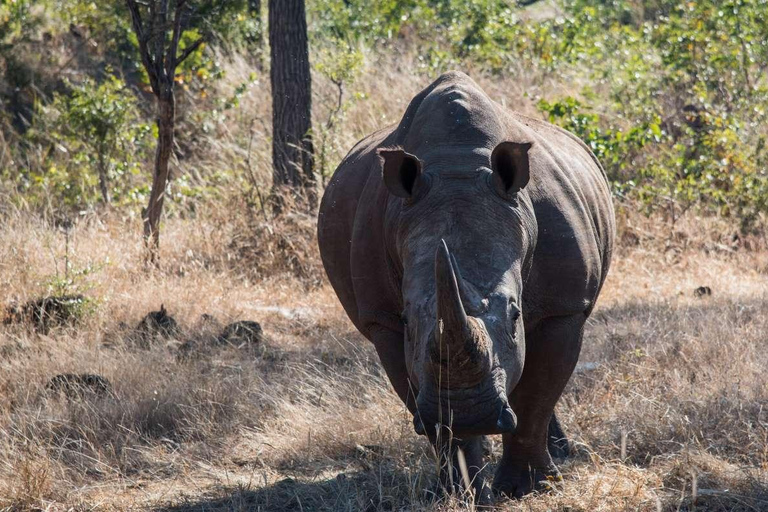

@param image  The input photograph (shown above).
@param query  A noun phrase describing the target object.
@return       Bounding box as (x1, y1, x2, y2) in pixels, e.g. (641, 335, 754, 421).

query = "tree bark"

(143, 93, 175, 263)
(269, 0, 316, 209)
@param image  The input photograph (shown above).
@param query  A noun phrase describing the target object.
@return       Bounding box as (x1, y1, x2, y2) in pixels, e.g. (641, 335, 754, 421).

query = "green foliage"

(44, 260, 100, 300)
(0, 0, 40, 47)
(309, 0, 432, 44)
(1, 0, 766, 232)
(537, 97, 661, 181)
(314, 39, 365, 181)
(24, 74, 152, 208)
(59, 1, 135, 61)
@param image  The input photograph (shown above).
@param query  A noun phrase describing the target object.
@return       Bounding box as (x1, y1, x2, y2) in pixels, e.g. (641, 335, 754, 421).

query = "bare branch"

(152, 0, 170, 82)
(125, 0, 145, 42)
(125, 0, 161, 94)
(166, 0, 185, 78)
(175, 37, 205, 66)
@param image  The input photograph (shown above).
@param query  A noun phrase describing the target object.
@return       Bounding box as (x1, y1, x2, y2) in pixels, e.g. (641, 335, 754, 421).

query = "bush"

(1, 0, 766, 234)
(20, 74, 152, 209)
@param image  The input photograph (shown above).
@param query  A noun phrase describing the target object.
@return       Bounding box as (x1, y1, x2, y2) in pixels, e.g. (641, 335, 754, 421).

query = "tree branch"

(166, 2, 183, 77)
(175, 36, 205, 66)
(153, 0, 170, 82)
(125, 0, 161, 94)
(166, 0, 192, 78)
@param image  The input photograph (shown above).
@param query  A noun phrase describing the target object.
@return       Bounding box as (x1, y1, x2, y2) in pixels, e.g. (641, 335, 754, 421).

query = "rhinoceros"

(318, 71, 614, 499)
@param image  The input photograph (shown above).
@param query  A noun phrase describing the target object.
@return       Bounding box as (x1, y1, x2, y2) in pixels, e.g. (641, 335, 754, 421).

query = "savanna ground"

(1, 208, 767, 512)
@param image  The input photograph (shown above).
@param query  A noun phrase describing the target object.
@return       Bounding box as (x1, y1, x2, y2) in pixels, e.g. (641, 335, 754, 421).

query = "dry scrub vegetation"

(1, 54, 768, 511)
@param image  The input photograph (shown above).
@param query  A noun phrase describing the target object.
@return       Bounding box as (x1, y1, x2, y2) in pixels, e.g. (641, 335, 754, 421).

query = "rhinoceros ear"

(491, 141, 532, 196)
(378, 147, 423, 198)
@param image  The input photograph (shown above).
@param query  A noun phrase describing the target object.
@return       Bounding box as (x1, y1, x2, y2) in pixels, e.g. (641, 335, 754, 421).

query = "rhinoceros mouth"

(413, 377, 516, 437)
(413, 397, 517, 437)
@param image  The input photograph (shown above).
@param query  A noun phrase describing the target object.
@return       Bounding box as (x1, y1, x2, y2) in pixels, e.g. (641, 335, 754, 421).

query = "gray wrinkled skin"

(318, 72, 614, 500)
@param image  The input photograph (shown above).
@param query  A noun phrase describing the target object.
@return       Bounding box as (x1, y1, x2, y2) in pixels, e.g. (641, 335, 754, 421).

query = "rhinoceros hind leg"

(493, 314, 585, 498)
(548, 412, 570, 460)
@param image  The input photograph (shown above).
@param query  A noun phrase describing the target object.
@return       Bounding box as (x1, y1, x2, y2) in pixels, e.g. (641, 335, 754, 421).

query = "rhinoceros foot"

(492, 460, 561, 499)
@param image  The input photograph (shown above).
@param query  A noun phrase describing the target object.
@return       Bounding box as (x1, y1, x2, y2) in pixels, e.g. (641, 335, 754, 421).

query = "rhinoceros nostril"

(497, 406, 517, 434)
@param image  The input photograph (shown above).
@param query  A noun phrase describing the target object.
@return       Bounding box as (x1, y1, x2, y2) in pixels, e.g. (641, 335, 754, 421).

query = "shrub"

(22, 74, 152, 209)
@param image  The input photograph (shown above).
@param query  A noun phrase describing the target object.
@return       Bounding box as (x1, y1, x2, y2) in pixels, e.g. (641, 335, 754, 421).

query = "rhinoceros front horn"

(434, 239, 470, 346)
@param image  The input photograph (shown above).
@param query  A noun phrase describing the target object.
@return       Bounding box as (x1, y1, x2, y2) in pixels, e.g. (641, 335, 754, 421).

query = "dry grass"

(0, 208, 766, 512)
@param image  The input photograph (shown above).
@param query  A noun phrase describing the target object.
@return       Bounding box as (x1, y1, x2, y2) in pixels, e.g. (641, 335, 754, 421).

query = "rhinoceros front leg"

(493, 314, 585, 498)
(430, 434, 492, 504)
(370, 326, 418, 414)
(370, 327, 492, 502)
(548, 411, 570, 459)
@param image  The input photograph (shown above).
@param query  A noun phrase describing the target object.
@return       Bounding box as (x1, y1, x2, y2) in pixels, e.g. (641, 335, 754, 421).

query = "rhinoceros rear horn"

(378, 147, 423, 198)
(491, 141, 532, 195)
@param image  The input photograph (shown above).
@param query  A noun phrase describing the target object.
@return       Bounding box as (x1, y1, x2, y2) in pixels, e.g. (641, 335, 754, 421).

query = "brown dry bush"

(228, 207, 323, 285)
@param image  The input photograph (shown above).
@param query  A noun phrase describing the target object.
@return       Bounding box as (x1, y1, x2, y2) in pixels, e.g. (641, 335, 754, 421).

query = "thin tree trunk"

(247, 0, 263, 65)
(143, 93, 175, 263)
(269, 0, 316, 210)
(97, 148, 110, 204)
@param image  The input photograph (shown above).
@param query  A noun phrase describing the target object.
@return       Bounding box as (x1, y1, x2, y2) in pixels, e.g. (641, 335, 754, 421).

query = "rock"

(46, 373, 112, 399)
(135, 304, 180, 347)
(219, 320, 263, 346)
(4, 295, 86, 334)
(574, 361, 599, 373)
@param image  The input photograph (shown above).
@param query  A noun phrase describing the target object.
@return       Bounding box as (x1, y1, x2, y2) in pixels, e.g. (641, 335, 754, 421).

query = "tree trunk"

(269, 0, 316, 210)
(143, 93, 175, 263)
(97, 148, 110, 204)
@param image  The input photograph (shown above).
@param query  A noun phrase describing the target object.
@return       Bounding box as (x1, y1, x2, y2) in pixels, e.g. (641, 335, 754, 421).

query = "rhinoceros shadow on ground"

(152, 463, 768, 512)
(153, 468, 440, 512)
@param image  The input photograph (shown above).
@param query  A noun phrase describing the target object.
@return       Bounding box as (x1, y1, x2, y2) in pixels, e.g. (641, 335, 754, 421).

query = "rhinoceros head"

(379, 141, 535, 438)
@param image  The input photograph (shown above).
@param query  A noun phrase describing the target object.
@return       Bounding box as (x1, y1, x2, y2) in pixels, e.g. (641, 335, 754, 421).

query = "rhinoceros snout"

(413, 388, 517, 437)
